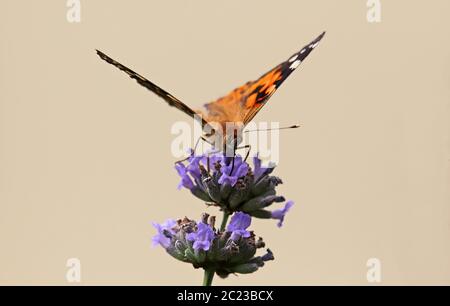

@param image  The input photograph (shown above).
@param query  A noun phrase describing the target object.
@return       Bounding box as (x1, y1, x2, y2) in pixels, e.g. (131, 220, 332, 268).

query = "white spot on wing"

(289, 59, 301, 70)
(300, 49, 306, 54)
(309, 41, 320, 49)
(288, 54, 298, 62)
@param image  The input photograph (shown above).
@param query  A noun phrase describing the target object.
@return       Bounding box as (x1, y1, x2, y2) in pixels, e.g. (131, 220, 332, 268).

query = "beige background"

(1, 0, 449, 285)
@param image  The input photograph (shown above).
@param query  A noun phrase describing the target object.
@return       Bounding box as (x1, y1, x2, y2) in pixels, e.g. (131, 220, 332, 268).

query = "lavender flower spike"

(152, 219, 176, 248)
(152, 214, 274, 279)
(227, 212, 252, 241)
(187, 221, 215, 251)
(271, 201, 294, 227)
(174, 151, 291, 227)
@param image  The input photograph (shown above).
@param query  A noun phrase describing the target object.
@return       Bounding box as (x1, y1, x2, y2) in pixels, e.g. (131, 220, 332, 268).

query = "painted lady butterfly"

(96, 31, 325, 154)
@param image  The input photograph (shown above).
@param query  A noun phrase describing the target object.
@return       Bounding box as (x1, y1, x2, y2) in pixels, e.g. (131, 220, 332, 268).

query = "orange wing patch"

(201, 31, 325, 127)
(201, 66, 283, 126)
(241, 67, 283, 124)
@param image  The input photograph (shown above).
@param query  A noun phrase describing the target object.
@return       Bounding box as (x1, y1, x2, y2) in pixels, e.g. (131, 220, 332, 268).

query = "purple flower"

(253, 155, 275, 181)
(175, 163, 194, 190)
(152, 219, 177, 248)
(271, 201, 294, 227)
(174, 151, 293, 227)
(218, 156, 248, 186)
(210, 153, 225, 165)
(186, 155, 205, 181)
(186, 222, 215, 251)
(176, 152, 227, 189)
(227, 212, 252, 241)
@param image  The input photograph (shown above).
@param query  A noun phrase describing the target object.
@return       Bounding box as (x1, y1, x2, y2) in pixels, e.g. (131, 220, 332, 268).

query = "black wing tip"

(292, 31, 326, 58)
(315, 31, 326, 42)
(95, 49, 115, 64)
(96, 49, 107, 57)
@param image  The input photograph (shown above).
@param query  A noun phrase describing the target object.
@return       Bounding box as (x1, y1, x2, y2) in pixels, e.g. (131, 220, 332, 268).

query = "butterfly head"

(203, 121, 245, 154)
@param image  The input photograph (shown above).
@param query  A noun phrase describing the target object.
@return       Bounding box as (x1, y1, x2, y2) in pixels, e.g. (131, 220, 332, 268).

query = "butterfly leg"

(229, 137, 238, 175)
(204, 148, 222, 173)
(174, 136, 211, 164)
(228, 143, 251, 175)
(236, 144, 252, 162)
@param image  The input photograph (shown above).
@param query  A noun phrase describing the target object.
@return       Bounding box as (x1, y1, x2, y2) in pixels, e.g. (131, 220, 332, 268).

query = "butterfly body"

(96, 31, 325, 155)
(202, 121, 245, 154)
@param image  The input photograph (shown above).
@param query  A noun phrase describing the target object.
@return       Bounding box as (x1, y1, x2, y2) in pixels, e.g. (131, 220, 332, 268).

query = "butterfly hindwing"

(203, 31, 325, 126)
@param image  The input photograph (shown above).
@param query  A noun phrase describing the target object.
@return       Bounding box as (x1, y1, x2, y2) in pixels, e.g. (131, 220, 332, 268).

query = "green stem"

(203, 268, 215, 286)
(220, 211, 230, 232)
(202, 211, 231, 286)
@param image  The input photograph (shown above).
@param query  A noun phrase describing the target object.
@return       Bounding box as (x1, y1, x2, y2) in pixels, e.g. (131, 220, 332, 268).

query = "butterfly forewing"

(96, 31, 325, 151)
(202, 31, 325, 126)
(96, 50, 209, 128)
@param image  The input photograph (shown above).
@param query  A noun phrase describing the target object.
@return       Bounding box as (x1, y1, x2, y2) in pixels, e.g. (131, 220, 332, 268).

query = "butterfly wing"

(202, 31, 325, 126)
(96, 50, 209, 128)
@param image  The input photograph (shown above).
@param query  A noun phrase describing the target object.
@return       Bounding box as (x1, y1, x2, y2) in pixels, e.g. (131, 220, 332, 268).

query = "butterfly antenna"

(244, 124, 301, 133)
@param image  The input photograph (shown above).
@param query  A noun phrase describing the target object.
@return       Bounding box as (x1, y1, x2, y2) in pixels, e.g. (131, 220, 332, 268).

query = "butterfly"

(96, 31, 325, 156)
